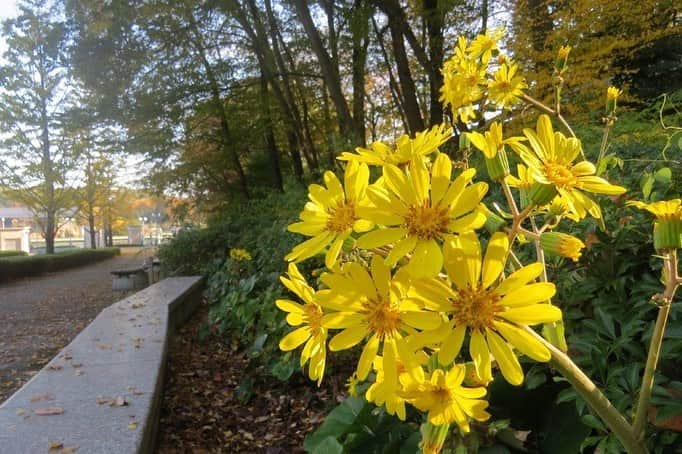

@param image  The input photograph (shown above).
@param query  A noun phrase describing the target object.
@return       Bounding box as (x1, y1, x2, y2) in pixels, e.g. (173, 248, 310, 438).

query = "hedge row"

(0, 250, 27, 258)
(0, 247, 121, 281)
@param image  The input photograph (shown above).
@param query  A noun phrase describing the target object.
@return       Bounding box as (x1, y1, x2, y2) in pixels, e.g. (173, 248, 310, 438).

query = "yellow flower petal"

(438, 324, 466, 365)
(494, 263, 544, 295)
(357, 334, 380, 380)
(445, 232, 481, 289)
(401, 311, 442, 331)
(431, 153, 452, 204)
(499, 304, 562, 325)
(385, 236, 418, 266)
(407, 239, 443, 278)
(486, 328, 523, 385)
(325, 231, 348, 269)
(275, 299, 305, 314)
(279, 327, 310, 351)
(371, 255, 391, 298)
(329, 326, 367, 351)
(494, 320, 551, 362)
(322, 312, 364, 329)
(470, 329, 492, 382)
(285, 232, 333, 262)
(500, 282, 556, 306)
(356, 227, 406, 249)
(481, 232, 508, 288)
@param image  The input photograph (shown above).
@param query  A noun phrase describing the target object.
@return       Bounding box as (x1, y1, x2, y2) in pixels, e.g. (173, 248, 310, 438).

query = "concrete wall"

(0, 227, 31, 253)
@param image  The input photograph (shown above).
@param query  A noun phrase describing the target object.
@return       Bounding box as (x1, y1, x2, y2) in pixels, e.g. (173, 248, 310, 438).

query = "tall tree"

(0, 0, 75, 254)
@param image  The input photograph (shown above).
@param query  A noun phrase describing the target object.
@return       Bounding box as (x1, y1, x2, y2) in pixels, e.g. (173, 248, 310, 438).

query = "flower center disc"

(304, 304, 324, 336)
(326, 201, 355, 233)
(404, 202, 450, 240)
(544, 163, 577, 188)
(452, 285, 502, 330)
(363, 298, 401, 340)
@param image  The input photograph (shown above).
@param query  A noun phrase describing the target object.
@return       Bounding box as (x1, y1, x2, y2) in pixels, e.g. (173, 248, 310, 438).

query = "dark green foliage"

(304, 396, 420, 454)
(0, 247, 120, 281)
(158, 185, 320, 382)
(0, 250, 27, 257)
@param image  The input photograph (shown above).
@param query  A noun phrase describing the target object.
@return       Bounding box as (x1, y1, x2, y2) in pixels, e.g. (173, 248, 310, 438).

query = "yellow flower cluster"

(440, 29, 527, 123)
(278, 128, 564, 433)
(277, 30, 635, 438)
(229, 248, 252, 261)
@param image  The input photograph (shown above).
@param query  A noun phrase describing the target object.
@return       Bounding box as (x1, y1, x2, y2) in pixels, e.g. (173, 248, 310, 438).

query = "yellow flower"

(606, 86, 622, 102)
(400, 365, 490, 431)
(508, 115, 626, 219)
(277, 263, 327, 385)
(316, 256, 442, 381)
(366, 350, 429, 421)
(286, 161, 373, 268)
(487, 63, 526, 109)
(555, 45, 571, 73)
(338, 124, 452, 167)
(229, 248, 252, 261)
(356, 154, 488, 278)
(606, 86, 622, 114)
(440, 56, 486, 123)
(627, 199, 682, 250)
(540, 232, 585, 262)
(467, 122, 525, 159)
(468, 28, 504, 64)
(505, 164, 534, 190)
(411, 232, 562, 385)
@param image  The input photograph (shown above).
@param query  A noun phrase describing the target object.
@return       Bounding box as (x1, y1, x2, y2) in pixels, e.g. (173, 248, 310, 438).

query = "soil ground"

(0, 247, 154, 403)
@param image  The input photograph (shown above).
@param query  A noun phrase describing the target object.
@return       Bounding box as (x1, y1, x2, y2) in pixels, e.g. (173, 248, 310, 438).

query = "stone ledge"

(0, 276, 204, 453)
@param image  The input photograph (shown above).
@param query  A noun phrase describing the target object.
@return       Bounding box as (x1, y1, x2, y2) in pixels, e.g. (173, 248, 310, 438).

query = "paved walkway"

(0, 247, 154, 403)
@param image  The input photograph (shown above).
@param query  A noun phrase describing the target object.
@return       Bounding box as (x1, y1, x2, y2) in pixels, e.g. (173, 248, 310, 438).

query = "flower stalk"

(632, 250, 679, 440)
(522, 326, 648, 454)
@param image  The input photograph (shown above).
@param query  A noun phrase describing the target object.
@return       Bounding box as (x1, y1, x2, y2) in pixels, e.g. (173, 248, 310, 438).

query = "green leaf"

(311, 436, 343, 454)
(581, 414, 606, 432)
(641, 173, 654, 200)
(304, 396, 367, 452)
(654, 167, 672, 185)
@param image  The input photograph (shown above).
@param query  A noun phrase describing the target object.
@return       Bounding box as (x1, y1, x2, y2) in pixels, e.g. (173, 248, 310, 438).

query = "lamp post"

(138, 216, 148, 246)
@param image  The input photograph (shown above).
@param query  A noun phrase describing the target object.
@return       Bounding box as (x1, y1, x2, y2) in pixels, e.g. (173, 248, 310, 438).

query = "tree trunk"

(186, 10, 249, 199)
(291, 0, 361, 145)
(351, 0, 370, 147)
(424, 0, 444, 126)
(89, 213, 97, 249)
(388, 19, 425, 134)
(287, 130, 304, 184)
(259, 72, 284, 192)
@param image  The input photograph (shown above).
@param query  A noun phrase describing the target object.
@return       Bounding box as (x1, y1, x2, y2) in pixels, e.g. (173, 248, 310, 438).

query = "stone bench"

(0, 276, 203, 453)
(111, 267, 149, 291)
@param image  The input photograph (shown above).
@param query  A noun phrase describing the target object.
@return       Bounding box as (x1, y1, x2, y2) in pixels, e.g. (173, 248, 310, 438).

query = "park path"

(0, 247, 155, 403)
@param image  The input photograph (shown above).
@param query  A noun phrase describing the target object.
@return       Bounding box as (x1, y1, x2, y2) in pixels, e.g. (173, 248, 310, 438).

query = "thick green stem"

(522, 326, 648, 453)
(632, 251, 679, 440)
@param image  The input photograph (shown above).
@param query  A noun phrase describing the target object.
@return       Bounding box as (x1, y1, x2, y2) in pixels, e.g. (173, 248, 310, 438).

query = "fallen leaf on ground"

(35, 407, 64, 416)
(30, 392, 55, 402)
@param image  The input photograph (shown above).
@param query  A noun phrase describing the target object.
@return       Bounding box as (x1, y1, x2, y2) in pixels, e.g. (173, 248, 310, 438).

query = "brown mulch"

(156, 303, 353, 453)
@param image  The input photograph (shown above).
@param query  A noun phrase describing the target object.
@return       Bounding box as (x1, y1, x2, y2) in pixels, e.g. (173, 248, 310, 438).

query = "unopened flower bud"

(555, 45, 571, 74)
(540, 232, 585, 262)
(485, 147, 510, 180)
(529, 182, 558, 206)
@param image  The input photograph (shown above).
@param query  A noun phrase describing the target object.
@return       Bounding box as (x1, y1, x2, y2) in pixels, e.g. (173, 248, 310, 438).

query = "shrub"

(0, 250, 27, 258)
(0, 247, 121, 281)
